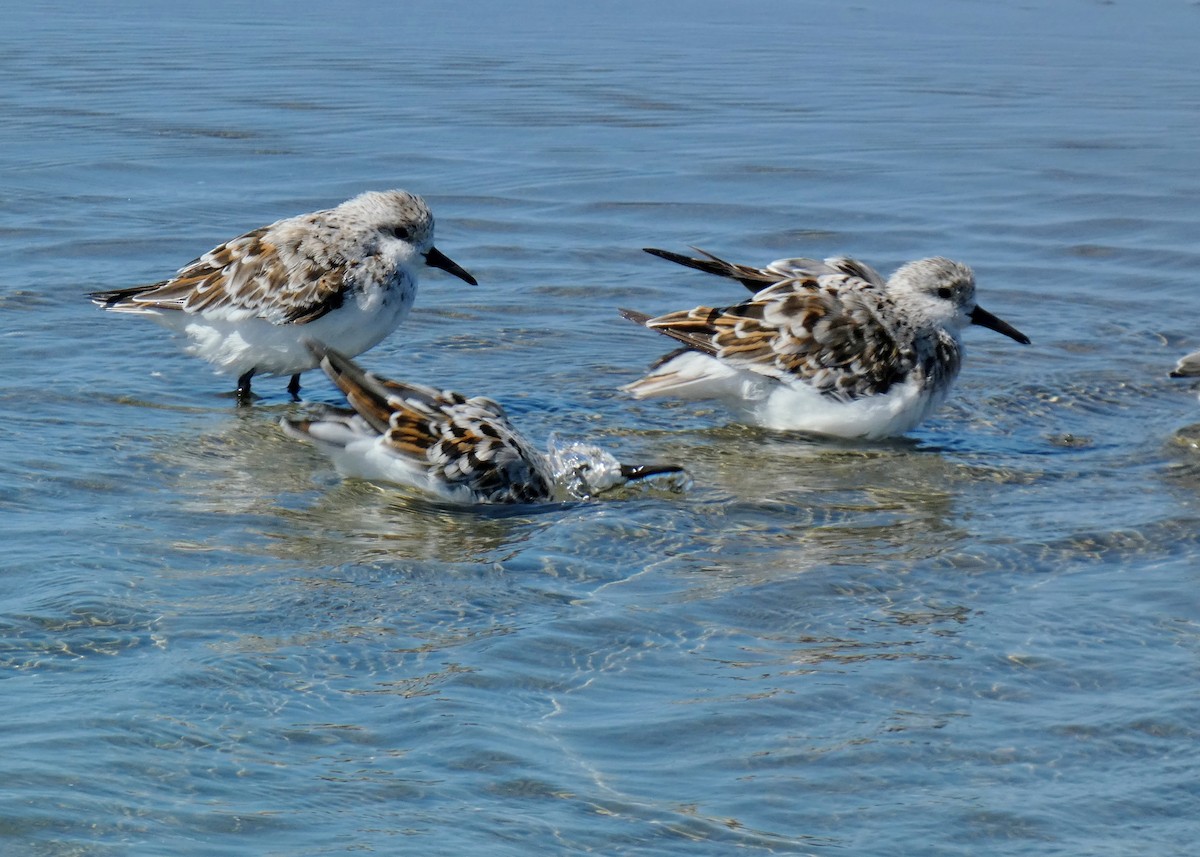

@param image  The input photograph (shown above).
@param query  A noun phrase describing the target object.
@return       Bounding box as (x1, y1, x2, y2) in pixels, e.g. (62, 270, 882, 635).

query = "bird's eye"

(388, 226, 411, 240)
(936, 287, 953, 299)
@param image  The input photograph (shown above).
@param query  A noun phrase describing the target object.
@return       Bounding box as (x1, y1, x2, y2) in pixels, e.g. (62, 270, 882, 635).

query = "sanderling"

(620, 247, 1030, 439)
(1170, 350, 1200, 379)
(281, 342, 689, 504)
(89, 189, 477, 400)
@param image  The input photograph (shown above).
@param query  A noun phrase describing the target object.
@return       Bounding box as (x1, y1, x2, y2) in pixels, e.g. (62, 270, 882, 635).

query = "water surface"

(2, 1, 1199, 854)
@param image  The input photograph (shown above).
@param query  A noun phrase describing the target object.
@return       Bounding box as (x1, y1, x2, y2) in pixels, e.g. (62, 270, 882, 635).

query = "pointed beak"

(619, 462, 686, 482)
(970, 305, 1030, 345)
(423, 246, 477, 285)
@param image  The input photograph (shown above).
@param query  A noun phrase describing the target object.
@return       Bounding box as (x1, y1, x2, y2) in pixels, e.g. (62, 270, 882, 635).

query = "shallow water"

(3, 1, 1200, 854)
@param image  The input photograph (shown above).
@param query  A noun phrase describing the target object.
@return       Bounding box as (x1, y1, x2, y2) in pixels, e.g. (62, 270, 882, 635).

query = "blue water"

(3, 1, 1200, 854)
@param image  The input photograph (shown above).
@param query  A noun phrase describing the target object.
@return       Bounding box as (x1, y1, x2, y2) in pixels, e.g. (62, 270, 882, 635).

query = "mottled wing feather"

(931, 331, 962, 390)
(759, 256, 889, 290)
(381, 389, 554, 503)
(624, 306, 725, 358)
(104, 222, 356, 325)
(822, 256, 888, 288)
(642, 276, 917, 401)
(317, 350, 400, 435)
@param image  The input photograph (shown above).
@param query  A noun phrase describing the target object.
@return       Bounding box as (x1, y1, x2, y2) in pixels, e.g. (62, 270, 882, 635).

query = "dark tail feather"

(618, 307, 653, 326)
(644, 247, 743, 281)
(643, 247, 774, 292)
(87, 283, 160, 308)
(619, 462, 686, 481)
(617, 307, 718, 358)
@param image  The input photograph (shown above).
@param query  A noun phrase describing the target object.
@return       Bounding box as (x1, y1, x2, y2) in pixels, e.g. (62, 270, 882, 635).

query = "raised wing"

(314, 343, 554, 503)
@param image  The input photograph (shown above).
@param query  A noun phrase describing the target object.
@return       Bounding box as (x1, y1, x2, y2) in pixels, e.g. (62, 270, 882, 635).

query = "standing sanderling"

(1170, 350, 1200, 379)
(620, 247, 1030, 439)
(89, 189, 477, 400)
(281, 342, 690, 505)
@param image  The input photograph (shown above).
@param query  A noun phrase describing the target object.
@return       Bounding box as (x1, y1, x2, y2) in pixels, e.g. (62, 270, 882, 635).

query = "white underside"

(327, 439, 452, 497)
(627, 351, 949, 440)
(282, 418, 474, 502)
(119, 292, 412, 378)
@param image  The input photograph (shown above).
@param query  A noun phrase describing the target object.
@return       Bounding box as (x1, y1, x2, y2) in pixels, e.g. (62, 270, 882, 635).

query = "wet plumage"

(282, 343, 689, 504)
(622, 247, 1030, 439)
(89, 189, 476, 399)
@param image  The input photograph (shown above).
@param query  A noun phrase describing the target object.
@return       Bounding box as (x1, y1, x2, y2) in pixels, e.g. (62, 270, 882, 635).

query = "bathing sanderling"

(88, 189, 477, 400)
(620, 247, 1030, 440)
(281, 342, 689, 504)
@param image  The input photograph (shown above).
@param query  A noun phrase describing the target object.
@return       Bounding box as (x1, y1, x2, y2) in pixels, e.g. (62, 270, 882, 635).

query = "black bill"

(424, 246, 477, 285)
(619, 462, 686, 482)
(970, 305, 1030, 345)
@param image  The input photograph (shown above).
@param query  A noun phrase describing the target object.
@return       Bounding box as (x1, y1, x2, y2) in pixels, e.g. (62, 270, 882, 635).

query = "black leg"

(287, 373, 302, 400)
(236, 369, 255, 403)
